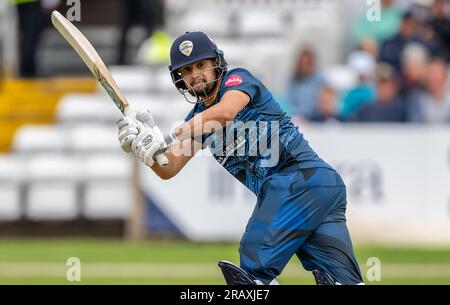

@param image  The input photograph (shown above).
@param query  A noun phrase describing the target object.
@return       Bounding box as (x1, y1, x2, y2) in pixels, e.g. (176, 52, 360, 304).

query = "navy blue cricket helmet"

(168, 31, 227, 92)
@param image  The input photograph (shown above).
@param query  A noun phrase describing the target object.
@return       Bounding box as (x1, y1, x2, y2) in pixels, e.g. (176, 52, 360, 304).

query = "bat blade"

(51, 10, 128, 113)
(51, 10, 170, 166)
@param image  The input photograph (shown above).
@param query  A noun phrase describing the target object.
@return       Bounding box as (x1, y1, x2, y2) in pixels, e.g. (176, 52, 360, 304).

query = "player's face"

(179, 59, 218, 97)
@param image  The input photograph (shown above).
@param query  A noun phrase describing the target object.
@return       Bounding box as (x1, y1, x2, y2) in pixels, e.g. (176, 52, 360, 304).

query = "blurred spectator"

(339, 51, 376, 121)
(117, 0, 165, 65)
(400, 43, 428, 92)
(406, 58, 450, 123)
(14, 0, 52, 77)
(351, 0, 402, 47)
(136, 30, 172, 65)
(310, 85, 340, 123)
(394, 0, 414, 12)
(400, 43, 429, 117)
(359, 38, 379, 58)
(409, 1, 434, 24)
(285, 46, 325, 121)
(379, 11, 437, 72)
(428, 0, 450, 62)
(356, 64, 405, 122)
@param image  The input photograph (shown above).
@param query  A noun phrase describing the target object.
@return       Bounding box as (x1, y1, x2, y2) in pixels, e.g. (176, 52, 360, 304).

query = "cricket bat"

(51, 10, 169, 166)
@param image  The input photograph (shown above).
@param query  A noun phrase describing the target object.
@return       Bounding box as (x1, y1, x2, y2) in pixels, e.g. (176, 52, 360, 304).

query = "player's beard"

(192, 78, 216, 98)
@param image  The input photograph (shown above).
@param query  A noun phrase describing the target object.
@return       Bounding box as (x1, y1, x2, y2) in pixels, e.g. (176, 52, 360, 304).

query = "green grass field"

(0, 238, 449, 284)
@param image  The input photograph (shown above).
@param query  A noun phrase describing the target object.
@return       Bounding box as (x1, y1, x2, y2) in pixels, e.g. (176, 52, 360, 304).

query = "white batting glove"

(117, 116, 139, 153)
(131, 110, 167, 167)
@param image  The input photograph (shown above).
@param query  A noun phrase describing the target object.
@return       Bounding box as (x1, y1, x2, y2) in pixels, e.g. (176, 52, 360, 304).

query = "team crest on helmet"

(179, 40, 193, 56)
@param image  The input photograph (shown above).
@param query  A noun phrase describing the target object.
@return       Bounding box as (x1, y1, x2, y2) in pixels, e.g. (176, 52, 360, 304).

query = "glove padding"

(133, 110, 167, 167)
(117, 109, 168, 166)
(130, 127, 163, 167)
(117, 116, 139, 153)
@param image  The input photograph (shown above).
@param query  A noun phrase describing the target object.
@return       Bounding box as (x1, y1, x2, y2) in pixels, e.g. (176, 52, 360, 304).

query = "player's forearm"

(150, 151, 181, 180)
(170, 91, 249, 144)
(173, 107, 232, 143)
(149, 139, 201, 180)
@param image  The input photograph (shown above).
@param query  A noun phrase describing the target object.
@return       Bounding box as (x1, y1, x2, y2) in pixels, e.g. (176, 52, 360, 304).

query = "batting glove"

(117, 116, 139, 153)
(131, 110, 167, 167)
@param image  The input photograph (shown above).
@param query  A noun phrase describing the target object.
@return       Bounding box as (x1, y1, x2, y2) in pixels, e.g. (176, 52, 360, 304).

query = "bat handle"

(154, 130, 180, 167)
(155, 153, 169, 167)
(152, 131, 179, 167)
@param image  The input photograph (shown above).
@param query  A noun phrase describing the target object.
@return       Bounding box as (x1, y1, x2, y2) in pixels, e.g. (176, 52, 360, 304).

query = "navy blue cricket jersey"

(184, 68, 333, 194)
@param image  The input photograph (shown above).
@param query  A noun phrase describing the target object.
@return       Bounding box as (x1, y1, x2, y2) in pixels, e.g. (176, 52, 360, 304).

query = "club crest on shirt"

(225, 75, 243, 87)
(179, 40, 193, 56)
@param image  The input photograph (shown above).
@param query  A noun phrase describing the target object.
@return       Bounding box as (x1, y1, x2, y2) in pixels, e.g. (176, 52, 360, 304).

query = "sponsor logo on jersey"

(225, 75, 243, 87)
(179, 40, 193, 56)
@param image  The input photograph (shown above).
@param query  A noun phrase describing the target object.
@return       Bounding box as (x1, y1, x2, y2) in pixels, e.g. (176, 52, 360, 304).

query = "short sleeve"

(221, 69, 263, 106)
(184, 108, 195, 122)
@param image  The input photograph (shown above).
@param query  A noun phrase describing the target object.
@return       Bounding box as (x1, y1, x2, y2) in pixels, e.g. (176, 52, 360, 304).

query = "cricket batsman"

(116, 31, 364, 285)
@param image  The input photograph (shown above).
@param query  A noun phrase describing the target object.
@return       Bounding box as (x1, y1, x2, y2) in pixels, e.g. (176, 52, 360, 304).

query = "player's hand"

(131, 110, 167, 167)
(135, 109, 168, 150)
(131, 126, 165, 167)
(117, 109, 162, 153)
(117, 116, 139, 153)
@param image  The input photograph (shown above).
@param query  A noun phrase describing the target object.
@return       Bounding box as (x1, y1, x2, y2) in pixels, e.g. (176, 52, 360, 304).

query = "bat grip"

(155, 153, 169, 167)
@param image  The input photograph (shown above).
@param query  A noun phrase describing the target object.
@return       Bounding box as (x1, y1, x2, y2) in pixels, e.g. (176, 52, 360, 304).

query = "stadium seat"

(69, 124, 120, 153)
(290, 21, 345, 66)
(215, 40, 247, 68)
(108, 65, 154, 93)
(249, 39, 292, 90)
(176, 10, 232, 38)
(130, 93, 190, 127)
(0, 155, 23, 220)
(130, 95, 168, 118)
(57, 93, 120, 124)
(153, 67, 175, 92)
(238, 10, 284, 37)
(82, 154, 134, 219)
(12, 124, 68, 153)
(25, 155, 81, 220)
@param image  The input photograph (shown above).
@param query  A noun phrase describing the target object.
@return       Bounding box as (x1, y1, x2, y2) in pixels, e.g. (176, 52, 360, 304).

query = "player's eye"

(181, 67, 192, 76)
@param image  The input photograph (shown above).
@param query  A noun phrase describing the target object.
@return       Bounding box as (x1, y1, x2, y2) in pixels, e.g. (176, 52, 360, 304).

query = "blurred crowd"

(8, 0, 450, 124)
(11, 0, 167, 77)
(286, 0, 450, 124)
